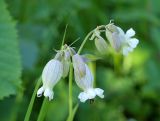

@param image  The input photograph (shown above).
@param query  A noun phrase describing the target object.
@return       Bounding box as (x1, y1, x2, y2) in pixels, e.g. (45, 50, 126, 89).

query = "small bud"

(90, 28, 108, 54)
(95, 37, 108, 54)
(72, 54, 86, 78)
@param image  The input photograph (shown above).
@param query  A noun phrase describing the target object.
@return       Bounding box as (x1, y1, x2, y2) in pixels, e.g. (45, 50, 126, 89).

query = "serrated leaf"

(0, 0, 21, 100)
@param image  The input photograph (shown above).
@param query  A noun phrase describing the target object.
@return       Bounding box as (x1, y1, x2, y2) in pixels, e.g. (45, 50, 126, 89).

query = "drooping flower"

(105, 23, 139, 56)
(72, 54, 104, 102)
(37, 54, 63, 100)
(90, 28, 108, 54)
(75, 64, 104, 102)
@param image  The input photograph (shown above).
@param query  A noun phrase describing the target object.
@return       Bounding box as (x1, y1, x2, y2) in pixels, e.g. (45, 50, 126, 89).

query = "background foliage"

(0, 0, 160, 121)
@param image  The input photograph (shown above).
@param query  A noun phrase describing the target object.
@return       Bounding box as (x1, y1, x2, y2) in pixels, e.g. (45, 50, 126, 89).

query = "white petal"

(122, 47, 129, 56)
(42, 59, 63, 88)
(126, 28, 135, 38)
(74, 64, 93, 90)
(128, 38, 139, 48)
(78, 92, 88, 103)
(37, 86, 44, 97)
(44, 88, 54, 101)
(86, 88, 96, 99)
(122, 46, 133, 56)
(94, 88, 104, 98)
(78, 88, 104, 102)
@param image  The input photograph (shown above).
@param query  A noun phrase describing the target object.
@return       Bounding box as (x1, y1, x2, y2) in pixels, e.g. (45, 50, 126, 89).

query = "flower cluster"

(37, 21, 139, 103)
(90, 22, 139, 56)
(37, 44, 104, 102)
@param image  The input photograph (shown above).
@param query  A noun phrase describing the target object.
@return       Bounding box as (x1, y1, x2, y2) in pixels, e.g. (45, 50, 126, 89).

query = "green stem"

(67, 25, 106, 121)
(113, 52, 121, 74)
(68, 63, 73, 120)
(77, 30, 93, 54)
(67, 103, 79, 121)
(24, 78, 42, 121)
(77, 25, 106, 54)
(37, 98, 49, 121)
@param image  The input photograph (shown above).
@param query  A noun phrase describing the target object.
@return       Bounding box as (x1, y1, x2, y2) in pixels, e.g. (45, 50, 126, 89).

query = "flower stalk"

(37, 98, 49, 121)
(78, 25, 106, 54)
(24, 77, 42, 121)
(78, 30, 93, 54)
(68, 63, 73, 120)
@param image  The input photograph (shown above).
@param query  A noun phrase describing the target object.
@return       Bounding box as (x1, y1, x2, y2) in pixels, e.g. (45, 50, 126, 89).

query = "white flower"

(90, 28, 108, 54)
(121, 28, 139, 56)
(37, 59, 63, 100)
(74, 63, 104, 103)
(106, 24, 139, 56)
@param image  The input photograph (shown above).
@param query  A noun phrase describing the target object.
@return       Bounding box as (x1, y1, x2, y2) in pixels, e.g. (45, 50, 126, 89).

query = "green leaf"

(0, 0, 21, 99)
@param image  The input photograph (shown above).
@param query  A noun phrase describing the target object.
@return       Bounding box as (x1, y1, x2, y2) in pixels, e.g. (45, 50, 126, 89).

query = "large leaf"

(0, 0, 21, 99)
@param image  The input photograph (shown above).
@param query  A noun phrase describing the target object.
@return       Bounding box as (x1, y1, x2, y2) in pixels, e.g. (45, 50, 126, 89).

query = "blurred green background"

(0, 0, 160, 121)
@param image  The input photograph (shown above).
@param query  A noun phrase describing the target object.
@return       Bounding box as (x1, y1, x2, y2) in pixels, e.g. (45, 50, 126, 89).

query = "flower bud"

(37, 59, 63, 100)
(72, 54, 86, 78)
(95, 37, 108, 54)
(90, 28, 108, 54)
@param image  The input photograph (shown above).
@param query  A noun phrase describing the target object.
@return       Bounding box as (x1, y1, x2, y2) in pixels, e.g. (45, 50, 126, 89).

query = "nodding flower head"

(37, 53, 63, 101)
(90, 28, 108, 54)
(73, 60, 104, 103)
(105, 23, 139, 56)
